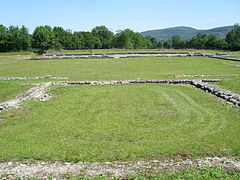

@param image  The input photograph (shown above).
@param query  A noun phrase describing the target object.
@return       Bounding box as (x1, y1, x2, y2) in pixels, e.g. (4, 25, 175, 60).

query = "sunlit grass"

(0, 84, 239, 162)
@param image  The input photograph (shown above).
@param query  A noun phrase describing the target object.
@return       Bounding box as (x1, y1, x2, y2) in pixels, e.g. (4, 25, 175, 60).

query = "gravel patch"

(0, 157, 239, 179)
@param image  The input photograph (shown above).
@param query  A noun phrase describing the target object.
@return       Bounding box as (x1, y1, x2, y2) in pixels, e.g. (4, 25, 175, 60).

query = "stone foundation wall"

(0, 76, 68, 80)
(1, 79, 239, 111)
(29, 53, 193, 60)
(210, 56, 240, 62)
(55, 79, 220, 86)
(191, 80, 240, 107)
(55, 79, 239, 108)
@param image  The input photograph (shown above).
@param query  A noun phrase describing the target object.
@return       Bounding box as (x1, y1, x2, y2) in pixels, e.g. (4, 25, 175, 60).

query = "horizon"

(0, 0, 239, 33)
(0, 23, 237, 34)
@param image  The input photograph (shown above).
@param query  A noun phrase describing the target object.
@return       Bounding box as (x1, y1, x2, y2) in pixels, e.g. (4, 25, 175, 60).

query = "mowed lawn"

(0, 82, 32, 102)
(0, 84, 239, 162)
(0, 56, 239, 82)
(0, 55, 240, 162)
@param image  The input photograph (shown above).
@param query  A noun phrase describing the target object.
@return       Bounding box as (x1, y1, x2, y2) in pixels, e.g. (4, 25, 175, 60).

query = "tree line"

(0, 24, 239, 54)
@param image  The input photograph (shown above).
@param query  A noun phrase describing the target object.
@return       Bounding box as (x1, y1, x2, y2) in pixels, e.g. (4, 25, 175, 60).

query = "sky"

(0, 0, 239, 33)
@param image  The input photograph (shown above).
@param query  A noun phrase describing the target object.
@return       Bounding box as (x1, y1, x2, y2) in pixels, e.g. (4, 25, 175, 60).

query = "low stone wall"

(1, 79, 239, 111)
(55, 79, 220, 86)
(29, 53, 193, 60)
(210, 56, 240, 62)
(55, 79, 239, 108)
(191, 80, 240, 107)
(0, 76, 68, 80)
(45, 52, 190, 56)
(171, 74, 240, 78)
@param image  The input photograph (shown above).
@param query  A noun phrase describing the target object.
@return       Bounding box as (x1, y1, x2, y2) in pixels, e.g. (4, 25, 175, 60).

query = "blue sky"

(0, 0, 239, 33)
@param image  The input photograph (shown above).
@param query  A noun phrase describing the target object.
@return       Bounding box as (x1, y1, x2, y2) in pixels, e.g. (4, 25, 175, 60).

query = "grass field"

(51, 166, 240, 179)
(0, 82, 32, 102)
(124, 166, 240, 180)
(0, 53, 240, 163)
(0, 84, 240, 162)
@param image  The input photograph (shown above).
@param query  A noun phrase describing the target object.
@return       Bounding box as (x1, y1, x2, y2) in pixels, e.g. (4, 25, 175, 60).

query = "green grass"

(0, 51, 35, 56)
(0, 82, 32, 102)
(215, 77, 240, 94)
(0, 56, 239, 79)
(0, 84, 239, 162)
(127, 166, 240, 180)
(45, 166, 240, 179)
(0, 54, 240, 163)
(27, 166, 240, 179)
(1, 55, 239, 92)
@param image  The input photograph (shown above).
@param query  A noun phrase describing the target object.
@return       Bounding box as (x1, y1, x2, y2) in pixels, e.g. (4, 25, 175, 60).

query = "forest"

(0, 24, 240, 54)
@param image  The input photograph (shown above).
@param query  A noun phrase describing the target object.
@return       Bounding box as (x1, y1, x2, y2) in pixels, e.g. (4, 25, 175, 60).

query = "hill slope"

(141, 26, 234, 41)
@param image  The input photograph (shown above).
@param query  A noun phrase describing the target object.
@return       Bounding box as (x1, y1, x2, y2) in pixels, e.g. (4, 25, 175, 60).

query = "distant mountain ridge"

(141, 26, 234, 41)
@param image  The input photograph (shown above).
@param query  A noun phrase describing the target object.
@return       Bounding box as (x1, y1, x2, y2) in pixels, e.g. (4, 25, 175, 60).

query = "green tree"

(163, 40, 172, 49)
(157, 41, 163, 48)
(93, 36, 102, 49)
(189, 33, 208, 49)
(226, 24, 240, 51)
(53, 27, 75, 49)
(132, 32, 146, 48)
(32, 26, 55, 54)
(0, 24, 9, 52)
(73, 31, 84, 49)
(171, 35, 181, 49)
(19, 26, 31, 51)
(81, 32, 94, 49)
(91, 26, 113, 48)
(114, 29, 134, 49)
(143, 36, 158, 48)
(8, 26, 21, 51)
(114, 29, 148, 49)
(205, 34, 217, 49)
(215, 39, 228, 50)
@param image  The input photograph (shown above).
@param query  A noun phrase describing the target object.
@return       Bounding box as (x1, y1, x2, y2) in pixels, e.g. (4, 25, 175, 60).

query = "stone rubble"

(191, 80, 240, 108)
(0, 82, 52, 111)
(0, 157, 239, 179)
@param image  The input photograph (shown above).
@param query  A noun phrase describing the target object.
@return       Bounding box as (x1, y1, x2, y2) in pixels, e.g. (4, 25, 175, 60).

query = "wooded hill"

(141, 26, 234, 41)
